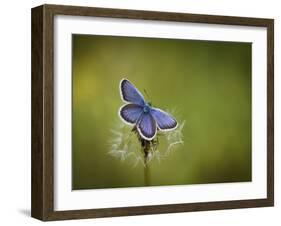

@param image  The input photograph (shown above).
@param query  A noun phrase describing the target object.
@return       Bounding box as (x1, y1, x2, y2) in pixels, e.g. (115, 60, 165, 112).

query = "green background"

(72, 34, 252, 190)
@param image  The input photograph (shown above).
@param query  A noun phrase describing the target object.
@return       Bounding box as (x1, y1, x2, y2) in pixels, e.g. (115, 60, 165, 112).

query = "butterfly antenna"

(143, 89, 150, 100)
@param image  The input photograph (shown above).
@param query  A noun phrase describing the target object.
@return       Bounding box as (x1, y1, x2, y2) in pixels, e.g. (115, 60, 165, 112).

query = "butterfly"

(119, 79, 178, 141)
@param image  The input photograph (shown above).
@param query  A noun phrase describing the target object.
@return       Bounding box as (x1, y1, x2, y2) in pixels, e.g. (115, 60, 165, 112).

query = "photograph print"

(72, 34, 252, 190)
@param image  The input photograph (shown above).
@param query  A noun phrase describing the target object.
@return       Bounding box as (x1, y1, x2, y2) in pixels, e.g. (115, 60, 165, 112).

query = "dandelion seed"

(108, 119, 185, 165)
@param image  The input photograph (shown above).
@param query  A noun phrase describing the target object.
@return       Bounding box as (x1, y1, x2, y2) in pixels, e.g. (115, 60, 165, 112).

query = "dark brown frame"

(31, 4, 274, 221)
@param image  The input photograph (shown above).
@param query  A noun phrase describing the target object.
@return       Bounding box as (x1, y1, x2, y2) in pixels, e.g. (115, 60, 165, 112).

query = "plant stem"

(133, 127, 152, 186)
(144, 154, 151, 186)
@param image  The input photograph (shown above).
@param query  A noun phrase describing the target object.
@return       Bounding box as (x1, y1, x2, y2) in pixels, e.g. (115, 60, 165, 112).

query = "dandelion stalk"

(133, 127, 154, 186)
(144, 159, 150, 186)
(142, 138, 152, 186)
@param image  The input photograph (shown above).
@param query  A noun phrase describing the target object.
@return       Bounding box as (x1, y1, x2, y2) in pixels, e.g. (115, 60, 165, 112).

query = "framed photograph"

(31, 4, 274, 221)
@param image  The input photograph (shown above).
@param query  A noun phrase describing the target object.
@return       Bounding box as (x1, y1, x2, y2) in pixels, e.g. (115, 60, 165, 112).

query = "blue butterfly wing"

(151, 108, 178, 130)
(119, 104, 143, 124)
(137, 113, 157, 140)
(120, 79, 145, 105)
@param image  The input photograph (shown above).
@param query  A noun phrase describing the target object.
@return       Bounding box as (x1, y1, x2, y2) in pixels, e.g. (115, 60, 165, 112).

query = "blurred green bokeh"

(72, 34, 252, 190)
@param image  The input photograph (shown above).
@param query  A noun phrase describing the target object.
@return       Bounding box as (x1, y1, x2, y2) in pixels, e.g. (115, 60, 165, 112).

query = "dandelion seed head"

(108, 113, 185, 166)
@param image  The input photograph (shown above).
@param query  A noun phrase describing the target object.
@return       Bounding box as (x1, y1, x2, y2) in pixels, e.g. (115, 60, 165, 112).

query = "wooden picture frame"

(31, 4, 274, 221)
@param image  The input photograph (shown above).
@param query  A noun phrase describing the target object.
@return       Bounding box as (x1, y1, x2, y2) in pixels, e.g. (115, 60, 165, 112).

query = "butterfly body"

(143, 104, 151, 113)
(119, 79, 178, 140)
